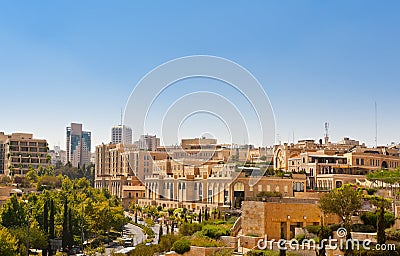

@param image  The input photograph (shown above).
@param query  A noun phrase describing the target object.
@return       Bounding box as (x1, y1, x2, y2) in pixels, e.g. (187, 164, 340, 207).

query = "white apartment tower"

(111, 125, 132, 145)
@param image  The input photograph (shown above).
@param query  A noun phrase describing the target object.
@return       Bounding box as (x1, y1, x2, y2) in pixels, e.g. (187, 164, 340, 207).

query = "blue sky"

(0, 1, 399, 149)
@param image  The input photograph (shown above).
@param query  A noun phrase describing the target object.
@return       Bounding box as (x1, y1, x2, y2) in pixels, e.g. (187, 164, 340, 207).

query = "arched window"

(234, 182, 244, 191)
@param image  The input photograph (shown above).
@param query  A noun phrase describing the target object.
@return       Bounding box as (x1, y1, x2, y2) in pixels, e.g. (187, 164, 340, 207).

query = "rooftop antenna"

(375, 102, 378, 147)
(324, 122, 329, 145)
(120, 107, 123, 126)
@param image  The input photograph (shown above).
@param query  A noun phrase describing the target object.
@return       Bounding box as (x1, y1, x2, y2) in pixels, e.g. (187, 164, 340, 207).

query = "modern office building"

(66, 123, 91, 168)
(0, 132, 49, 176)
(111, 125, 132, 145)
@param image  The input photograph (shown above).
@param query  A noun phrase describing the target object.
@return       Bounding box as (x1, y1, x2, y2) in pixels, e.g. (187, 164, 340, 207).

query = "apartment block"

(276, 137, 400, 191)
(0, 132, 49, 176)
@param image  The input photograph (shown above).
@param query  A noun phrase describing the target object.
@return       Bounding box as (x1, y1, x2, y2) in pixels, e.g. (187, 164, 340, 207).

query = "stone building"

(139, 168, 307, 211)
(275, 138, 400, 190)
(241, 199, 339, 240)
(0, 132, 49, 176)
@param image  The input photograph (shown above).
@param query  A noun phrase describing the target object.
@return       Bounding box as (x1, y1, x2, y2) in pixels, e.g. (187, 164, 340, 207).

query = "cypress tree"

(68, 208, 73, 247)
(62, 197, 68, 249)
(43, 200, 49, 256)
(49, 198, 55, 255)
(199, 209, 202, 223)
(158, 224, 163, 244)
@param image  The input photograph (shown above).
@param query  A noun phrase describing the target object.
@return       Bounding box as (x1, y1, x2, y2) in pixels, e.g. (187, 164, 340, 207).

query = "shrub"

(179, 222, 203, 236)
(351, 224, 376, 233)
(366, 188, 377, 195)
(202, 224, 230, 239)
(89, 235, 108, 248)
(227, 216, 238, 225)
(145, 218, 155, 227)
(305, 224, 340, 236)
(172, 237, 191, 254)
(295, 234, 307, 242)
(158, 234, 181, 252)
(131, 243, 158, 256)
(212, 220, 227, 225)
(360, 210, 395, 230)
(37, 175, 62, 190)
(0, 175, 11, 185)
(190, 236, 224, 247)
(385, 228, 400, 241)
(256, 191, 282, 198)
(211, 248, 234, 256)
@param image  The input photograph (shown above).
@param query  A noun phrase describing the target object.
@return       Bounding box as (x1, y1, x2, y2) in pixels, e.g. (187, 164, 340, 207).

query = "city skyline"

(0, 1, 399, 149)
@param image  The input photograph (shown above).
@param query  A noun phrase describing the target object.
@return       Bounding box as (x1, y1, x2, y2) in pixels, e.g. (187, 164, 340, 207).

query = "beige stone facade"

(0, 132, 49, 176)
(275, 138, 400, 191)
(241, 200, 339, 240)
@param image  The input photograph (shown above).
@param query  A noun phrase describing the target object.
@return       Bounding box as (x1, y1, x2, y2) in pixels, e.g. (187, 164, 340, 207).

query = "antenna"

(324, 122, 329, 145)
(120, 108, 123, 126)
(375, 102, 378, 147)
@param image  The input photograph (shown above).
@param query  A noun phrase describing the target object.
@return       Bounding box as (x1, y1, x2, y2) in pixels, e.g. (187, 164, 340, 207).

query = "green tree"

(62, 196, 73, 249)
(319, 185, 362, 256)
(179, 222, 202, 236)
(10, 224, 48, 253)
(49, 198, 55, 255)
(0, 226, 19, 256)
(365, 195, 392, 244)
(158, 224, 163, 244)
(0, 195, 27, 228)
(158, 233, 181, 253)
(43, 199, 49, 256)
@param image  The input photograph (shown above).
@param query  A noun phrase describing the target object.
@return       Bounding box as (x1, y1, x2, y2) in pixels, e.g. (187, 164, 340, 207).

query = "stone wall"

(241, 201, 266, 237)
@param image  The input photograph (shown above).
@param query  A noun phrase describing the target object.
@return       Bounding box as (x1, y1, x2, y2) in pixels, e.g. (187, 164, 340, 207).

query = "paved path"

(124, 212, 146, 245)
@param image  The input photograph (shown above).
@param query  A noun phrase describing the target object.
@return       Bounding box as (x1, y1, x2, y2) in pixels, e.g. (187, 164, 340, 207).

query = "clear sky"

(0, 1, 399, 150)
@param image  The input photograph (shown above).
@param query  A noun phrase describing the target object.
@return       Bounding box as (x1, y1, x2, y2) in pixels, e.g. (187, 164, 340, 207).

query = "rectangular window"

(267, 185, 271, 191)
(258, 185, 262, 192)
(284, 186, 288, 193)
